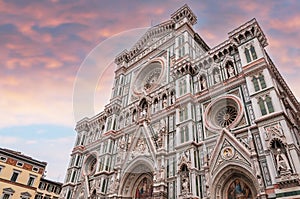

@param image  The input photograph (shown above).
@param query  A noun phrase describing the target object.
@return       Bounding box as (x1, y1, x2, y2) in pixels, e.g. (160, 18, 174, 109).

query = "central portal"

(133, 174, 153, 199)
(120, 160, 155, 199)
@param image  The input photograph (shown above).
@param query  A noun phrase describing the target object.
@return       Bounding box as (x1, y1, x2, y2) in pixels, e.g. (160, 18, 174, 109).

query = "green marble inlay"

(276, 190, 300, 198)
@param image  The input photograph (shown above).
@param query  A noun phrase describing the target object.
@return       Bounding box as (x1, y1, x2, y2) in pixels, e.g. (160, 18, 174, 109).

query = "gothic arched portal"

(211, 166, 259, 199)
(119, 160, 154, 199)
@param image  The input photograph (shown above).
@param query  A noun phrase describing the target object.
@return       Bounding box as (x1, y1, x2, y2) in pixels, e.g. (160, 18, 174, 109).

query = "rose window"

(133, 60, 164, 96)
(215, 106, 238, 127)
(84, 155, 97, 176)
(204, 95, 243, 131)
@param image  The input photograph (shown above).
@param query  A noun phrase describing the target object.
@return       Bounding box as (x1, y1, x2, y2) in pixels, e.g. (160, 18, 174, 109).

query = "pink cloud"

(269, 15, 300, 33)
(1, 0, 299, 129)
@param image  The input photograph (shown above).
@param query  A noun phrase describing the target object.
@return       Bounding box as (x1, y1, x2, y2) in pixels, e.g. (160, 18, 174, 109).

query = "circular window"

(204, 95, 243, 131)
(84, 155, 97, 176)
(215, 106, 238, 127)
(133, 59, 165, 96)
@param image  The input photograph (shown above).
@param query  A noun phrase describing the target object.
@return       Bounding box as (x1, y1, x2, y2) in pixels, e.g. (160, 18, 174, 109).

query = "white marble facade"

(61, 5, 300, 199)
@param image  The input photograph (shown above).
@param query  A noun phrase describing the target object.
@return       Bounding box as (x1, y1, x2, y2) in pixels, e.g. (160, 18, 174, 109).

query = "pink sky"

(0, 0, 299, 181)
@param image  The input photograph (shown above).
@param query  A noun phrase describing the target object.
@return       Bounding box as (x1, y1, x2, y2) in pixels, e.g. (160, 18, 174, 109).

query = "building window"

(27, 176, 36, 186)
(2, 194, 10, 199)
(46, 184, 54, 192)
(32, 167, 39, 172)
(179, 106, 188, 121)
(258, 98, 267, 115)
(20, 192, 31, 199)
(179, 79, 187, 95)
(252, 77, 260, 91)
(0, 156, 7, 162)
(16, 162, 23, 167)
(258, 74, 266, 89)
(178, 35, 184, 45)
(38, 182, 46, 190)
(66, 190, 72, 199)
(266, 96, 274, 113)
(75, 155, 81, 166)
(55, 187, 61, 194)
(258, 96, 274, 116)
(10, 171, 20, 182)
(245, 48, 251, 63)
(180, 126, 189, 143)
(250, 45, 257, 60)
(2, 188, 14, 199)
(70, 170, 77, 183)
(0, 165, 4, 173)
(80, 135, 85, 145)
(252, 73, 267, 92)
(245, 45, 257, 63)
(178, 46, 185, 57)
(34, 194, 43, 199)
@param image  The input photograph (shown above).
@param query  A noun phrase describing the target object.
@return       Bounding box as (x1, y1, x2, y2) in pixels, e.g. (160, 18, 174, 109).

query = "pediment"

(130, 21, 175, 51)
(3, 188, 15, 193)
(209, 128, 253, 176)
(115, 20, 175, 65)
(21, 192, 32, 197)
(122, 122, 158, 169)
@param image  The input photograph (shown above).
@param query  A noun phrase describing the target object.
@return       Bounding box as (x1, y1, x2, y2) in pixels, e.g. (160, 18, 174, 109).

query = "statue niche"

(180, 164, 190, 194)
(178, 151, 191, 197)
(270, 139, 292, 175)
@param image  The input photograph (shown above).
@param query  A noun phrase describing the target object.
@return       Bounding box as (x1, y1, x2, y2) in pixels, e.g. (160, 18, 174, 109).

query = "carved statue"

(162, 97, 168, 108)
(157, 120, 166, 149)
(127, 135, 132, 149)
(160, 167, 165, 180)
(157, 133, 163, 148)
(200, 77, 207, 89)
(171, 93, 176, 104)
(276, 149, 291, 173)
(214, 71, 220, 83)
(133, 111, 137, 122)
(119, 136, 126, 151)
(154, 101, 158, 112)
(227, 65, 235, 77)
(182, 177, 189, 193)
(137, 138, 146, 153)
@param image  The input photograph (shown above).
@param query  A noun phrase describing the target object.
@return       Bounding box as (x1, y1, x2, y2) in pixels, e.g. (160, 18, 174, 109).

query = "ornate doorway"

(119, 161, 154, 199)
(133, 175, 153, 199)
(211, 167, 258, 199)
(226, 178, 253, 199)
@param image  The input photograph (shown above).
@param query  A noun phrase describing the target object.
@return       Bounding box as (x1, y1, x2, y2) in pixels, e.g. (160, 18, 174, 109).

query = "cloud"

(0, 0, 300, 181)
(0, 136, 20, 145)
(0, 134, 75, 181)
(0, 124, 75, 181)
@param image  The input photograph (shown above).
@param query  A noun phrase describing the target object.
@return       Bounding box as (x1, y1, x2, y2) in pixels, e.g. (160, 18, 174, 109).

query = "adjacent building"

(61, 5, 300, 199)
(36, 178, 62, 199)
(0, 148, 62, 199)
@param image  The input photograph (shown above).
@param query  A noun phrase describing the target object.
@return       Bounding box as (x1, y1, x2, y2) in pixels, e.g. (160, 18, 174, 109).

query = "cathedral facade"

(60, 5, 300, 199)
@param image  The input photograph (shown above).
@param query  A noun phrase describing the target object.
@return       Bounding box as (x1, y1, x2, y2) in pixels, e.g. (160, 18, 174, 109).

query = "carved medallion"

(221, 146, 235, 160)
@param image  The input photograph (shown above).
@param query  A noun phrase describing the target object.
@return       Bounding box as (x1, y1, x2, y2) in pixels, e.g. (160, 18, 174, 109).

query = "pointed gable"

(122, 122, 158, 169)
(209, 128, 253, 176)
